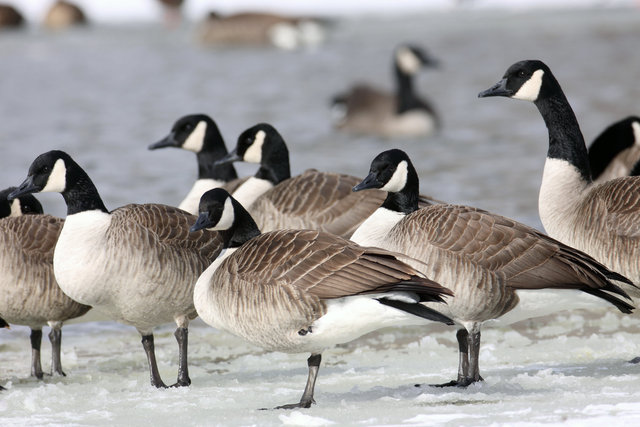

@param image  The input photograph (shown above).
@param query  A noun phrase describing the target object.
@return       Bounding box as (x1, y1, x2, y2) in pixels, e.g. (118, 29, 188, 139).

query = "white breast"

(193, 247, 236, 330)
(178, 178, 227, 215)
(231, 177, 274, 209)
(350, 207, 405, 246)
(382, 111, 437, 138)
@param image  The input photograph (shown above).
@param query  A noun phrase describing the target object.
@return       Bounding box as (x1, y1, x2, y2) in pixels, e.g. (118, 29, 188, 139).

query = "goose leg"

(172, 327, 190, 387)
(459, 323, 483, 387)
(30, 329, 44, 379)
(141, 334, 167, 388)
(431, 328, 469, 387)
(274, 353, 322, 410)
(48, 323, 66, 376)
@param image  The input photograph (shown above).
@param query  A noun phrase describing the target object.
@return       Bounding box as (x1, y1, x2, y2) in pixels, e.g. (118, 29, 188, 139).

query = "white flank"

(243, 130, 266, 164)
(41, 158, 67, 193)
(396, 46, 421, 74)
(538, 158, 588, 241)
(178, 178, 226, 215)
(268, 22, 298, 50)
(182, 120, 207, 153)
(193, 247, 236, 330)
(231, 176, 273, 208)
(10, 199, 22, 217)
(383, 111, 437, 138)
(513, 69, 544, 101)
(381, 160, 408, 192)
(350, 207, 405, 246)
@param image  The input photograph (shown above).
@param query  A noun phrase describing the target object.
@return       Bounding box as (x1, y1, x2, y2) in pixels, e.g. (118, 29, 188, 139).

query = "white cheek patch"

(396, 47, 421, 74)
(212, 197, 235, 231)
(513, 69, 544, 101)
(381, 160, 408, 192)
(182, 121, 207, 153)
(243, 130, 265, 164)
(10, 199, 22, 217)
(632, 121, 640, 147)
(41, 158, 67, 193)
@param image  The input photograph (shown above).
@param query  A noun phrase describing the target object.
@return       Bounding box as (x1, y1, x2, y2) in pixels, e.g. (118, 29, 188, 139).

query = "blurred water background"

(1, 1, 640, 425)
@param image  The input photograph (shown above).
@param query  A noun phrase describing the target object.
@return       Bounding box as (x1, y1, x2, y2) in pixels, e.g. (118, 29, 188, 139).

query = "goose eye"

(517, 70, 527, 78)
(184, 123, 193, 132)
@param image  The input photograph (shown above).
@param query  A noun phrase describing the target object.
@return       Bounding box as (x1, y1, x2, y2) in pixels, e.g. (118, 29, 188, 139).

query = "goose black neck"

(395, 68, 421, 114)
(222, 199, 261, 248)
(255, 139, 291, 185)
(197, 127, 239, 181)
(535, 92, 592, 182)
(381, 166, 420, 214)
(61, 165, 109, 215)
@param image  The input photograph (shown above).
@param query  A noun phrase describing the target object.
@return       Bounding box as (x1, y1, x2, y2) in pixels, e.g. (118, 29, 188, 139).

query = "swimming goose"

(478, 60, 640, 299)
(43, 1, 87, 30)
(190, 188, 454, 409)
(0, 5, 24, 29)
(351, 149, 635, 386)
(588, 116, 640, 184)
(331, 44, 440, 138)
(149, 114, 245, 215)
(0, 186, 91, 379)
(218, 122, 437, 238)
(9, 151, 223, 388)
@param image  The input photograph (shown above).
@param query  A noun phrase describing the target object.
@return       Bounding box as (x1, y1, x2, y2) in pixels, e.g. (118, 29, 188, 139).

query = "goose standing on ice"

(217, 122, 437, 238)
(351, 149, 635, 386)
(149, 114, 245, 215)
(478, 60, 640, 300)
(587, 116, 640, 184)
(331, 44, 440, 138)
(190, 188, 454, 409)
(0, 186, 91, 379)
(9, 151, 223, 388)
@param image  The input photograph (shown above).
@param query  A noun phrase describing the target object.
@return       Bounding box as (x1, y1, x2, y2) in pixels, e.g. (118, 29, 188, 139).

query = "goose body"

(190, 188, 454, 408)
(331, 44, 439, 138)
(588, 116, 640, 184)
(0, 187, 90, 379)
(479, 60, 640, 297)
(9, 151, 223, 388)
(43, 1, 87, 30)
(149, 114, 245, 215)
(219, 123, 437, 239)
(352, 149, 635, 386)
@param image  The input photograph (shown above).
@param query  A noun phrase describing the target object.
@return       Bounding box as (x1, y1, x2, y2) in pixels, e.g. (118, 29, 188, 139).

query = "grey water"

(1, 6, 640, 426)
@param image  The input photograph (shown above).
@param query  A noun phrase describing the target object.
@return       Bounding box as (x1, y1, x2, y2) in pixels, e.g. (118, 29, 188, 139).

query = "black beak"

(214, 149, 241, 166)
(148, 132, 179, 150)
(353, 172, 382, 192)
(190, 212, 212, 232)
(8, 177, 39, 200)
(478, 78, 512, 98)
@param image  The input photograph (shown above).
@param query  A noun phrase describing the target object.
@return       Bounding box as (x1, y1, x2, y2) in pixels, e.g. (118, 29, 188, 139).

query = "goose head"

(353, 149, 416, 193)
(217, 123, 288, 166)
(395, 44, 438, 76)
(9, 150, 74, 199)
(0, 186, 43, 218)
(191, 188, 237, 232)
(150, 114, 221, 153)
(478, 59, 558, 102)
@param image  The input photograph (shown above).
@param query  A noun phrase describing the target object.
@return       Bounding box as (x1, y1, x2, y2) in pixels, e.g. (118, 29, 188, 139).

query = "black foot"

(169, 379, 191, 388)
(0, 384, 5, 391)
(428, 377, 483, 388)
(259, 400, 315, 410)
(629, 357, 640, 364)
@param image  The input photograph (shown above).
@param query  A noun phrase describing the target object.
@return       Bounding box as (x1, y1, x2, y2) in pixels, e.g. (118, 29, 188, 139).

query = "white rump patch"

(513, 69, 544, 101)
(396, 47, 421, 75)
(10, 199, 22, 217)
(41, 158, 67, 193)
(381, 160, 408, 192)
(182, 120, 207, 153)
(243, 130, 266, 164)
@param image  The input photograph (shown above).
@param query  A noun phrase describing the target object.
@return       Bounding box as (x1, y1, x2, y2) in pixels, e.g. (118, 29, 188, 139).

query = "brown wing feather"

(587, 177, 640, 237)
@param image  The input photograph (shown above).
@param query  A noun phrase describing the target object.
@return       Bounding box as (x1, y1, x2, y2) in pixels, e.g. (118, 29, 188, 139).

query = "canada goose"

(351, 149, 635, 386)
(197, 11, 325, 50)
(0, 4, 24, 29)
(217, 122, 438, 238)
(149, 114, 246, 215)
(190, 188, 454, 409)
(588, 116, 640, 184)
(43, 1, 87, 30)
(9, 151, 223, 388)
(478, 60, 640, 300)
(331, 44, 440, 138)
(0, 186, 91, 379)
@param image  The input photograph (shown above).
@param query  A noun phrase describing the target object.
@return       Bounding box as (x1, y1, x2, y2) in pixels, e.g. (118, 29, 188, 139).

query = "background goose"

(43, 1, 87, 30)
(218, 122, 437, 238)
(351, 149, 635, 387)
(331, 44, 440, 138)
(478, 60, 640, 298)
(0, 4, 24, 29)
(588, 116, 640, 184)
(9, 151, 223, 388)
(0, 186, 91, 380)
(149, 114, 246, 215)
(190, 188, 454, 409)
